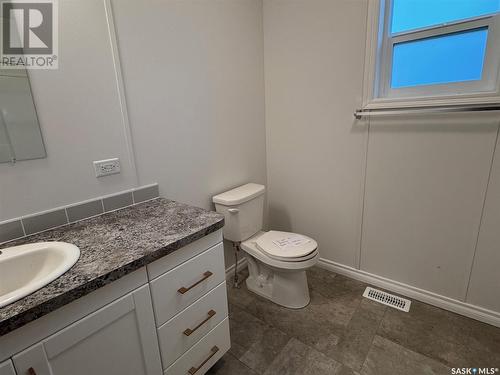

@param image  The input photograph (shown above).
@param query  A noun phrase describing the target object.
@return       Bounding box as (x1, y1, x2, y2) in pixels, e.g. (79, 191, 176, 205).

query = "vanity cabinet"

(0, 360, 16, 375)
(12, 285, 162, 375)
(1, 229, 229, 375)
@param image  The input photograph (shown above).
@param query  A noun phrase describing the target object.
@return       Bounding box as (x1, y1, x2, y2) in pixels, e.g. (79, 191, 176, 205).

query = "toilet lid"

(256, 231, 317, 259)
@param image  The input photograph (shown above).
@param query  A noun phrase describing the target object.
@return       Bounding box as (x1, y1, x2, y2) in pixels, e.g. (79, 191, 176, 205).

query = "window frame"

(363, 0, 500, 109)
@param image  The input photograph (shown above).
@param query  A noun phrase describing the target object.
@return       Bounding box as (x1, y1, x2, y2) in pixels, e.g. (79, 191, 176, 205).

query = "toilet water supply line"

(232, 241, 242, 288)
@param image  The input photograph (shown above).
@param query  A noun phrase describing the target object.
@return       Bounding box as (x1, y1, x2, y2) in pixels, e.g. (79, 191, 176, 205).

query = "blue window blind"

(391, 28, 489, 88)
(391, 0, 500, 34)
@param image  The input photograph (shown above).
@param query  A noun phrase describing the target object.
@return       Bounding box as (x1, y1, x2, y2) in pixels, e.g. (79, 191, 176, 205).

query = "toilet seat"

(241, 231, 319, 269)
(264, 250, 318, 262)
(256, 231, 318, 261)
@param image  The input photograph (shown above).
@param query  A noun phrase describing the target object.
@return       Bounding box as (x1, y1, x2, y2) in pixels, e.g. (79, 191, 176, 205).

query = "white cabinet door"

(12, 285, 162, 375)
(0, 360, 16, 375)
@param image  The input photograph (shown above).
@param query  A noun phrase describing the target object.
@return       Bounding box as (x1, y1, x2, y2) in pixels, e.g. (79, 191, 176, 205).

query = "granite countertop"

(0, 198, 224, 336)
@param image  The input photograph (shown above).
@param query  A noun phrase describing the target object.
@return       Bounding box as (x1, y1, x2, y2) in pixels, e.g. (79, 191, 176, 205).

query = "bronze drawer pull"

(183, 310, 216, 336)
(28, 368, 37, 375)
(178, 271, 213, 294)
(188, 345, 219, 375)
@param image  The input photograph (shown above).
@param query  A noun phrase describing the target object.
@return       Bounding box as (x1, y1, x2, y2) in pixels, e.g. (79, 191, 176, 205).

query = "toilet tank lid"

(212, 183, 265, 206)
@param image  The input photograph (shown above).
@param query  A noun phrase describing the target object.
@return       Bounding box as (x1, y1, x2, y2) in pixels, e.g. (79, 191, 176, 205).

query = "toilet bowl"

(212, 183, 319, 309)
(241, 231, 319, 308)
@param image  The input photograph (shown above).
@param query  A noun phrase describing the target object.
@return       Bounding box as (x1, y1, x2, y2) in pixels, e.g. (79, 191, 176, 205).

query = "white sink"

(0, 242, 80, 308)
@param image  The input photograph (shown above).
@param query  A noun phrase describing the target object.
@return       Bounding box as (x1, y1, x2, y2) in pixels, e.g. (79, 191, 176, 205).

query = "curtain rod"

(353, 103, 500, 119)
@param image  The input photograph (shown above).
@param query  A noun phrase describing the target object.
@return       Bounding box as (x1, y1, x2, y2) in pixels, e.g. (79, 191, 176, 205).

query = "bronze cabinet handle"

(28, 368, 36, 375)
(188, 346, 219, 375)
(178, 271, 213, 294)
(183, 310, 216, 336)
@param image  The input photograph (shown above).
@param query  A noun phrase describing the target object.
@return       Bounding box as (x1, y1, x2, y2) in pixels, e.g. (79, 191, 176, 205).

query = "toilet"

(213, 183, 319, 308)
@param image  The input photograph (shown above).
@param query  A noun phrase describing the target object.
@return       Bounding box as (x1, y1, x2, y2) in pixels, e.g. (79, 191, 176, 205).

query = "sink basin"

(0, 242, 80, 308)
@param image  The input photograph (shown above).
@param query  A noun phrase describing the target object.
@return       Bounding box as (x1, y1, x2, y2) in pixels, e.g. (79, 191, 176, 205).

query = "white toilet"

(213, 183, 319, 308)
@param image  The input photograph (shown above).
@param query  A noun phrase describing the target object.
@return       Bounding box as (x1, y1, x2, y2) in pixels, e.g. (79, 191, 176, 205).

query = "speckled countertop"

(0, 198, 224, 336)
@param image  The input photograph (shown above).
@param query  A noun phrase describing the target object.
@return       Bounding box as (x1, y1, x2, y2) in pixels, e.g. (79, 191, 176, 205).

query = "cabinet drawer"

(158, 281, 228, 368)
(147, 230, 223, 280)
(150, 243, 226, 326)
(164, 318, 230, 375)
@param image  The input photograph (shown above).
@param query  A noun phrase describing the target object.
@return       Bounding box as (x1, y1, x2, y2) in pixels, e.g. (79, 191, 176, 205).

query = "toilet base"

(245, 256, 311, 309)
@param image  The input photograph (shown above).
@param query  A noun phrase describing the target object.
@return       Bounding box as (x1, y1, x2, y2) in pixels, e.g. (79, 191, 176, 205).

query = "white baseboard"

(318, 258, 500, 328)
(225, 257, 248, 279)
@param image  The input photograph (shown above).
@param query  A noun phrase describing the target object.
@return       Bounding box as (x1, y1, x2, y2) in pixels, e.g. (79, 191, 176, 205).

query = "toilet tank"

(212, 183, 265, 242)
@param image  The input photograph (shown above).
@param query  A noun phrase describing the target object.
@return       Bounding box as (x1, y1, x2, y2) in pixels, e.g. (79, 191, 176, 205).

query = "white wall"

(263, 0, 500, 315)
(361, 115, 498, 300)
(0, 0, 137, 221)
(110, 0, 267, 266)
(263, 0, 368, 267)
(467, 129, 500, 311)
(110, 0, 266, 212)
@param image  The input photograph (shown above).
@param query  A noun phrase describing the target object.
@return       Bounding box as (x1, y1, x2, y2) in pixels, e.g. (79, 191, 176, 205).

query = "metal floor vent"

(363, 287, 411, 312)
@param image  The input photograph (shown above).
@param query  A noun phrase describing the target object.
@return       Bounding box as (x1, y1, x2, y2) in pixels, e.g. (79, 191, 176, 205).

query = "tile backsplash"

(102, 192, 134, 212)
(0, 220, 24, 243)
(66, 199, 104, 222)
(0, 183, 159, 244)
(23, 209, 68, 235)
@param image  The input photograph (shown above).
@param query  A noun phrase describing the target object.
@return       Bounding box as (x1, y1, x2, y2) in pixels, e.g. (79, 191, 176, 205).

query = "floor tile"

(360, 336, 450, 375)
(229, 278, 358, 346)
(226, 265, 500, 374)
(357, 297, 387, 317)
(377, 299, 472, 367)
(229, 267, 380, 370)
(308, 270, 367, 300)
(229, 304, 269, 350)
(336, 365, 361, 375)
(306, 266, 340, 293)
(465, 320, 500, 367)
(321, 301, 386, 371)
(228, 340, 247, 359)
(259, 291, 352, 348)
(207, 352, 258, 375)
(229, 304, 291, 373)
(263, 338, 343, 375)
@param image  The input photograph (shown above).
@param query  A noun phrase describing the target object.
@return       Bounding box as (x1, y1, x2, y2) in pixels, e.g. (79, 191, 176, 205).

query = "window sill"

(364, 94, 500, 110)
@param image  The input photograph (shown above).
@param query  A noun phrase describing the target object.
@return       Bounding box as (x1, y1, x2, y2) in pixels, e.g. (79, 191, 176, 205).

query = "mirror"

(0, 66, 46, 163)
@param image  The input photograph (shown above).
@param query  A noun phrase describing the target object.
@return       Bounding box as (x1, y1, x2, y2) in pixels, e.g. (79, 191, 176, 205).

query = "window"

(391, 28, 488, 88)
(373, 0, 500, 101)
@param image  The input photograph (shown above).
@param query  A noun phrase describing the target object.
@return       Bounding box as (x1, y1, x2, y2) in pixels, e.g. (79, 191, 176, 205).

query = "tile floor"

(208, 267, 500, 375)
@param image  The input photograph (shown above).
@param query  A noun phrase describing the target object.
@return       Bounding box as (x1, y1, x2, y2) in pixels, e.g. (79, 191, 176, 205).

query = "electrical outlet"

(93, 158, 121, 177)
